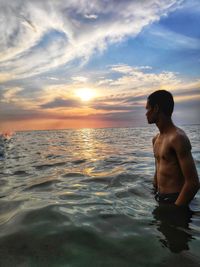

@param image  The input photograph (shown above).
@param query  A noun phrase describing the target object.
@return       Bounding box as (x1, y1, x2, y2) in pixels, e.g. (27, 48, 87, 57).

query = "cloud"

(97, 64, 181, 92)
(0, 0, 184, 80)
(148, 25, 200, 50)
(84, 14, 98, 20)
(0, 72, 16, 83)
(40, 98, 80, 109)
(173, 87, 200, 98)
(177, 0, 200, 14)
(91, 103, 140, 112)
(110, 64, 133, 74)
(110, 64, 152, 74)
(1, 64, 199, 121)
(72, 76, 88, 83)
(97, 79, 114, 86)
(1, 86, 24, 103)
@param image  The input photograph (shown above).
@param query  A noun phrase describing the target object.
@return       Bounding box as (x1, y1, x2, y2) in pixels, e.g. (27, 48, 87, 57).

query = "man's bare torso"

(153, 127, 187, 194)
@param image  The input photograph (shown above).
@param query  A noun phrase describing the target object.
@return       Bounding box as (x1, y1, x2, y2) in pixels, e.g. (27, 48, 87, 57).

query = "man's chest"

(153, 137, 175, 162)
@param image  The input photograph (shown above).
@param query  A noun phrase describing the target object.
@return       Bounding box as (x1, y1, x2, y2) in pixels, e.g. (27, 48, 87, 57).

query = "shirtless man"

(146, 90, 199, 206)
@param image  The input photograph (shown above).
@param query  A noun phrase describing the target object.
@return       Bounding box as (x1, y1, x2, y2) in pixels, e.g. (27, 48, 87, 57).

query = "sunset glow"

(75, 88, 96, 102)
(0, 0, 199, 131)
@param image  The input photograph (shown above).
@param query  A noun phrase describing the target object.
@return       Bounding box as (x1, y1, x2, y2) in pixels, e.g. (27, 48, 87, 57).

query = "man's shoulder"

(170, 127, 191, 151)
(171, 127, 188, 140)
(152, 133, 159, 144)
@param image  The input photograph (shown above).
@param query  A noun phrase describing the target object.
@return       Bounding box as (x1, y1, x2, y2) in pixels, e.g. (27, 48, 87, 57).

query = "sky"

(0, 0, 200, 131)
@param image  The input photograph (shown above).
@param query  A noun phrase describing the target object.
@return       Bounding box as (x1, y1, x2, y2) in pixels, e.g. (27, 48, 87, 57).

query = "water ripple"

(0, 126, 200, 266)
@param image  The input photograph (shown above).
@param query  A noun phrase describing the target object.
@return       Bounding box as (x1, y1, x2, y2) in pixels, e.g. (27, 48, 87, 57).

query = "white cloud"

(0, 0, 184, 80)
(110, 64, 153, 74)
(97, 79, 114, 86)
(72, 76, 88, 83)
(1, 87, 23, 103)
(47, 77, 59, 81)
(96, 64, 181, 93)
(84, 14, 98, 19)
(110, 64, 133, 74)
(136, 66, 153, 70)
(0, 72, 16, 82)
(149, 25, 200, 50)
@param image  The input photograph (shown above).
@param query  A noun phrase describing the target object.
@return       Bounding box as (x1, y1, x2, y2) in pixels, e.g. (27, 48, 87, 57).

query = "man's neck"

(156, 115, 175, 134)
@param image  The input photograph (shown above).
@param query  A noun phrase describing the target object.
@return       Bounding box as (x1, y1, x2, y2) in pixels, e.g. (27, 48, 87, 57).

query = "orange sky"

(0, 1, 200, 131)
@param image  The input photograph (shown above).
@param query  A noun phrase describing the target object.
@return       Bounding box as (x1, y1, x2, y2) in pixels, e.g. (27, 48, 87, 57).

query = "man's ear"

(154, 104, 159, 113)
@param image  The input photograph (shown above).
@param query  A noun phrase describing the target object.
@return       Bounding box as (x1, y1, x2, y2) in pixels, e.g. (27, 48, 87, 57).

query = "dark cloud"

(0, 98, 145, 124)
(40, 98, 80, 109)
(39, 94, 144, 111)
(173, 88, 200, 97)
(0, 102, 44, 121)
(99, 93, 145, 103)
(91, 102, 141, 111)
(124, 94, 147, 103)
(175, 98, 200, 110)
(93, 110, 145, 121)
(1, 86, 199, 128)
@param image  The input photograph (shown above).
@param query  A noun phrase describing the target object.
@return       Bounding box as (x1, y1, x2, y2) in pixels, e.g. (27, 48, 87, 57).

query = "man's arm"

(152, 135, 158, 191)
(172, 134, 199, 206)
(153, 168, 157, 191)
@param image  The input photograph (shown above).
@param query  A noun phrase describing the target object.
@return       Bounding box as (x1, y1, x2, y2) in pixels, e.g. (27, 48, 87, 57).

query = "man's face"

(145, 100, 157, 124)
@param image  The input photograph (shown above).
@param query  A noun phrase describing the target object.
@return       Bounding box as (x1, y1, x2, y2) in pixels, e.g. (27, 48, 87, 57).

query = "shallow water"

(0, 126, 200, 266)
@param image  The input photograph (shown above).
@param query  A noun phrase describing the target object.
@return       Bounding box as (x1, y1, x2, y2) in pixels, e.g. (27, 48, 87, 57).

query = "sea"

(0, 125, 200, 267)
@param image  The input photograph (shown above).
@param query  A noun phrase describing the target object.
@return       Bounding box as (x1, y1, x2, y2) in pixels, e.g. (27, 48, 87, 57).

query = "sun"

(75, 88, 95, 101)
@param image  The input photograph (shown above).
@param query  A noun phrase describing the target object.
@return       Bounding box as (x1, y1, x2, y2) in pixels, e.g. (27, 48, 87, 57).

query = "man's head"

(146, 90, 174, 124)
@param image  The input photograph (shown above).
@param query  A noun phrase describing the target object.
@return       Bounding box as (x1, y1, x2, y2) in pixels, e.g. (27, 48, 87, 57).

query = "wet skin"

(146, 101, 199, 206)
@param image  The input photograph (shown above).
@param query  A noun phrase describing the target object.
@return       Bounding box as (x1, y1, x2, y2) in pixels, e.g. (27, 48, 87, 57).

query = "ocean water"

(0, 125, 200, 267)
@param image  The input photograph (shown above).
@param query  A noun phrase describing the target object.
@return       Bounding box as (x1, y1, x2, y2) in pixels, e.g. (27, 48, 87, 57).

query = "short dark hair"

(147, 90, 174, 116)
